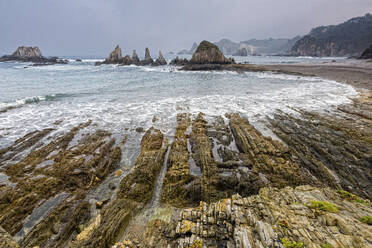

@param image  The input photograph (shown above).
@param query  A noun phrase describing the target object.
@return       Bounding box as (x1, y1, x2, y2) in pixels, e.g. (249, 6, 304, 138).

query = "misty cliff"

(180, 37, 300, 56)
(290, 13, 372, 57)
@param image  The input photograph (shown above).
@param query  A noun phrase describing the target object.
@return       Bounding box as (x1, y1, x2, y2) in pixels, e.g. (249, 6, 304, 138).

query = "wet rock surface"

(1, 91, 371, 247)
(150, 186, 372, 248)
(0, 121, 122, 247)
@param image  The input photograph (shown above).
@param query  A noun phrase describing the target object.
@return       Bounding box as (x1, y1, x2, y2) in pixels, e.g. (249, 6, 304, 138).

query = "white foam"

(0, 64, 357, 149)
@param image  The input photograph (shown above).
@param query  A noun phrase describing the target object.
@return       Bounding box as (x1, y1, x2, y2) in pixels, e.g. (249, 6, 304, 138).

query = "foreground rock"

(0, 46, 67, 65)
(139, 185, 372, 247)
(0, 226, 19, 248)
(1, 90, 371, 247)
(360, 44, 372, 59)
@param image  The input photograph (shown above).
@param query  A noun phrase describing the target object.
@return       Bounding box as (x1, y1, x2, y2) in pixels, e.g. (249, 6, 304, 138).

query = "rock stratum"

(0, 87, 371, 247)
(0, 46, 67, 65)
(290, 14, 372, 57)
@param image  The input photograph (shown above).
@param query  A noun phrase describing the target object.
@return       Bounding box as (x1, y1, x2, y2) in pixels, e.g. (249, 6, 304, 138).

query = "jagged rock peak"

(132, 50, 140, 64)
(190, 40, 234, 65)
(12, 46, 42, 58)
(153, 50, 167, 66)
(140, 47, 153, 65)
(107, 45, 122, 62)
(145, 48, 152, 61)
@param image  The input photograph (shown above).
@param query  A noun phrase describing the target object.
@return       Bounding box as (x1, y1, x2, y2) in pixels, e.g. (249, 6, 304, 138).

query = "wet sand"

(261, 59, 372, 90)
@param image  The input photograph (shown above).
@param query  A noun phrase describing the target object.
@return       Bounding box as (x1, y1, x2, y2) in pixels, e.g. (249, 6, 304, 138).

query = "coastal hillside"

(291, 13, 372, 57)
(179, 37, 300, 56)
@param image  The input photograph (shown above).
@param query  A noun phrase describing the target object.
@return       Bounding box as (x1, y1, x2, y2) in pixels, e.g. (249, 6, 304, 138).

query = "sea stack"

(153, 51, 167, 66)
(140, 48, 153, 65)
(190, 40, 233, 64)
(181, 40, 234, 70)
(95, 45, 123, 65)
(132, 50, 140, 65)
(0, 46, 67, 64)
(359, 44, 372, 59)
(122, 55, 133, 65)
(12, 46, 42, 58)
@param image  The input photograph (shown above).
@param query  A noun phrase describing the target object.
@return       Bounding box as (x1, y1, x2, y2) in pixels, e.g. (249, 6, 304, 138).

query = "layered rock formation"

(1, 90, 371, 247)
(0, 46, 67, 64)
(290, 13, 372, 57)
(360, 44, 372, 59)
(144, 186, 372, 247)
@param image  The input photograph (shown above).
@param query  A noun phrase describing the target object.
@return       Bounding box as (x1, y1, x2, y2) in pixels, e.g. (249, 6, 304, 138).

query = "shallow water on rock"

(14, 192, 69, 242)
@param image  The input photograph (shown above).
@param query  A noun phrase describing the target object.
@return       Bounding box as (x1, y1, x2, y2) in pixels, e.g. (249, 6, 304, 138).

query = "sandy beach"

(262, 59, 372, 90)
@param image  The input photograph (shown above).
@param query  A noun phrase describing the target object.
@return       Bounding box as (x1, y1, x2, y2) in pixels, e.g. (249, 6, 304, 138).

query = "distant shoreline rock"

(0, 46, 67, 65)
(96, 46, 168, 66)
(180, 40, 235, 70)
(359, 44, 372, 59)
(153, 51, 167, 66)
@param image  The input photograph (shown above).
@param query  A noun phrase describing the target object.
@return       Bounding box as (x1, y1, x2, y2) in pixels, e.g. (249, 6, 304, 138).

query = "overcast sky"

(0, 0, 371, 56)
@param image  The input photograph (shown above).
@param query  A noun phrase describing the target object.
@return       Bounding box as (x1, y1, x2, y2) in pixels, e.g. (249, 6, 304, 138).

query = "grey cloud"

(0, 0, 371, 56)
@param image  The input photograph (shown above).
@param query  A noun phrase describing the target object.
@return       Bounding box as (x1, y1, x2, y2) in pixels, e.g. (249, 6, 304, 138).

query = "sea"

(0, 54, 357, 158)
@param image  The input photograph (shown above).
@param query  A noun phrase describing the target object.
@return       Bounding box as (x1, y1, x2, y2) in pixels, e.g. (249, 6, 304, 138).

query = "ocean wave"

(0, 93, 71, 113)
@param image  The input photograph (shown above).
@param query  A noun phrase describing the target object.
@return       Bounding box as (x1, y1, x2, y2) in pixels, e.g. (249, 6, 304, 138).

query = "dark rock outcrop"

(139, 48, 153, 65)
(189, 41, 233, 65)
(152, 51, 167, 66)
(359, 44, 372, 59)
(181, 40, 235, 70)
(170, 56, 189, 66)
(290, 13, 372, 57)
(0, 46, 67, 65)
(131, 50, 140, 65)
(121, 55, 133, 65)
